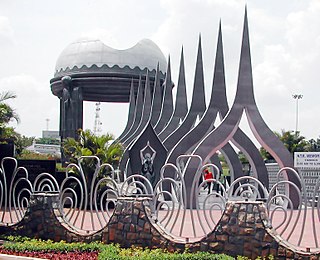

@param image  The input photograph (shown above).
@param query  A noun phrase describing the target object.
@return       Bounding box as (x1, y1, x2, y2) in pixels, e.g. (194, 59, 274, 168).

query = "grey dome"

(55, 38, 167, 76)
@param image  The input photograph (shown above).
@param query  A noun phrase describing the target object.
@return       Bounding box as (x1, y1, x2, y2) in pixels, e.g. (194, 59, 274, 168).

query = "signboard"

(294, 152, 320, 168)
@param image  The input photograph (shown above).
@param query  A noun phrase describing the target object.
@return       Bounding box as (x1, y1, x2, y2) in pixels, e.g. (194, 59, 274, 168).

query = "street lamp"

(292, 94, 303, 135)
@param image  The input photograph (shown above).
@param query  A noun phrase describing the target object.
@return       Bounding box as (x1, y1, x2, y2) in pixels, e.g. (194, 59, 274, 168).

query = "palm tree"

(0, 91, 20, 138)
(63, 129, 123, 182)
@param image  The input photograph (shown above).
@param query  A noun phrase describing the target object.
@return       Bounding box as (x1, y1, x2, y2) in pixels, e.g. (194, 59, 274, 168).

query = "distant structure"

(27, 130, 60, 156)
(93, 102, 102, 135)
(42, 130, 59, 139)
(50, 38, 167, 141)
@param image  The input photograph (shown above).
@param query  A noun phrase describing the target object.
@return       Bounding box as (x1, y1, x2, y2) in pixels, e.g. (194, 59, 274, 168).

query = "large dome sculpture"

(51, 38, 167, 103)
(50, 38, 167, 142)
(54, 38, 167, 77)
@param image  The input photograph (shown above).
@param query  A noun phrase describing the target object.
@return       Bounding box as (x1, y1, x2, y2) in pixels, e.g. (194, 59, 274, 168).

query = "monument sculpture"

(181, 9, 298, 206)
(163, 22, 267, 186)
(51, 9, 299, 203)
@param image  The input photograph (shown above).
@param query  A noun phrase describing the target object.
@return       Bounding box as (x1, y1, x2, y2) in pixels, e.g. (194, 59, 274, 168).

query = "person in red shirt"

(204, 169, 214, 195)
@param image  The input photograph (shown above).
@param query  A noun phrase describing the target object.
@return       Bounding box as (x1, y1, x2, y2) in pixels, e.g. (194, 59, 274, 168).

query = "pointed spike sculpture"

(163, 21, 244, 183)
(150, 63, 163, 126)
(119, 74, 144, 145)
(158, 46, 188, 140)
(115, 79, 136, 142)
(121, 72, 168, 184)
(119, 71, 153, 171)
(163, 34, 207, 152)
(183, 8, 299, 208)
(123, 70, 152, 146)
(154, 56, 174, 134)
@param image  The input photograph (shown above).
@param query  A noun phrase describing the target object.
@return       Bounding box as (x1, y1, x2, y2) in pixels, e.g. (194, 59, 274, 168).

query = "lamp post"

(292, 94, 303, 135)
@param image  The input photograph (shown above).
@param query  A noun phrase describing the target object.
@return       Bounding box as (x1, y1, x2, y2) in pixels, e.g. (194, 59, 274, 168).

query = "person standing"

(204, 169, 214, 195)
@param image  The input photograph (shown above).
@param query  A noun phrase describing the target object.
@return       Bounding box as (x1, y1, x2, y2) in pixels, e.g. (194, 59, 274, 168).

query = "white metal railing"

(0, 156, 319, 251)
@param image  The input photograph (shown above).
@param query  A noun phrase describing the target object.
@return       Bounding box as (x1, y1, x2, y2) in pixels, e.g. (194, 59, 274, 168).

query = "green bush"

(98, 246, 234, 260)
(2, 236, 104, 253)
(0, 237, 274, 260)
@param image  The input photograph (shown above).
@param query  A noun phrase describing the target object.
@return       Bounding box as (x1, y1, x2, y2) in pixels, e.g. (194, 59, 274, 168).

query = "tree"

(279, 130, 308, 154)
(0, 91, 20, 138)
(260, 129, 309, 160)
(15, 134, 35, 155)
(63, 129, 123, 187)
(63, 129, 123, 176)
(306, 138, 320, 152)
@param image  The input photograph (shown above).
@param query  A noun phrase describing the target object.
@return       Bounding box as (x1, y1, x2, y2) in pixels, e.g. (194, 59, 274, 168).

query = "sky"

(1, 0, 320, 147)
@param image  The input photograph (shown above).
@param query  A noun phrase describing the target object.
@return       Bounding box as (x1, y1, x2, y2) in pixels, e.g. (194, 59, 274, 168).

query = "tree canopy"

(259, 129, 315, 161)
(0, 91, 20, 138)
(63, 129, 123, 169)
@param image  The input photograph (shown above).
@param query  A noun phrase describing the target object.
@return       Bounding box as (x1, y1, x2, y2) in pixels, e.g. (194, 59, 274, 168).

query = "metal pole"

(292, 94, 303, 135)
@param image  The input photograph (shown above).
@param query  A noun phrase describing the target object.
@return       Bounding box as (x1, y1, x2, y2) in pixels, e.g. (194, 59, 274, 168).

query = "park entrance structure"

(50, 38, 167, 141)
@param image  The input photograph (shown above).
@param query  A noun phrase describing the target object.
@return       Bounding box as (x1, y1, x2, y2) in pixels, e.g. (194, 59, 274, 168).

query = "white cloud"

(0, 74, 59, 137)
(0, 16, 15, 45)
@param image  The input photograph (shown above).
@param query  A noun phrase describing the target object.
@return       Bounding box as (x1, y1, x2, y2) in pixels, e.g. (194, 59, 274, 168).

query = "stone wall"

(1, 194, 319, 259)
(102, 197, 320, 259)
(0, 193, 102, 243)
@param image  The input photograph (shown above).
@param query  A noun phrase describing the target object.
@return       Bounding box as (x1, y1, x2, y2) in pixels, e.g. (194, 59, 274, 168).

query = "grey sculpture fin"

(154, 56, 174, 134)
(150, 63, 163, 126)
(163, 35, 207, 151)
(163, 23, 242, 183)
(119, 74, 144, 145)
(158, 46, 188, 140)
(115, 79, 136, 142)
(123, 71, 152, 146)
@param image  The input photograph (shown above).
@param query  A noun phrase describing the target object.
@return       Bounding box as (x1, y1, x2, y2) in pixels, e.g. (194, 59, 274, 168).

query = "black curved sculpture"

(183, 9, 299, 207)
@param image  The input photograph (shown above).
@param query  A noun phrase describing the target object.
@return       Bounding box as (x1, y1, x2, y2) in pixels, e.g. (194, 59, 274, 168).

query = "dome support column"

(59, 76, 83, 163)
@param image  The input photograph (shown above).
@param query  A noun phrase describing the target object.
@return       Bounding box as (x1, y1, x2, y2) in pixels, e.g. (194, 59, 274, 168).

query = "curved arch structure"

(184, 9, 299, 207)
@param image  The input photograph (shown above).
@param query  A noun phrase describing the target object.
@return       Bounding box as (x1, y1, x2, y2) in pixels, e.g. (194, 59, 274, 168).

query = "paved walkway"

(0, 254, 45, 260)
